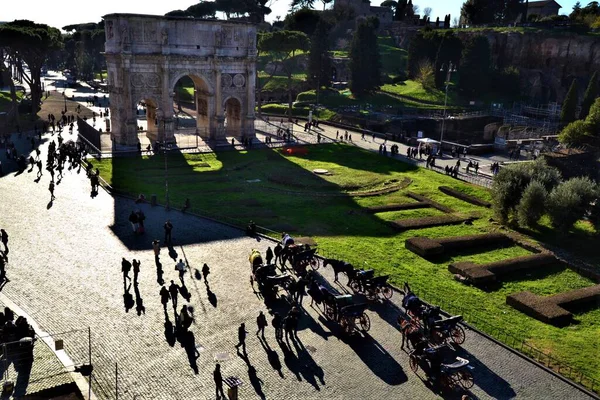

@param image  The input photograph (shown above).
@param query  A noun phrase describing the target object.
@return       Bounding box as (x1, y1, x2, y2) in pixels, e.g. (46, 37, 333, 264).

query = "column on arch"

(245, 65, 256, 138)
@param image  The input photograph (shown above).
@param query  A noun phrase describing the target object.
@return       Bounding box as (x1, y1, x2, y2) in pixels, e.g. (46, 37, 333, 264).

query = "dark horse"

(323, 259, 355, 283)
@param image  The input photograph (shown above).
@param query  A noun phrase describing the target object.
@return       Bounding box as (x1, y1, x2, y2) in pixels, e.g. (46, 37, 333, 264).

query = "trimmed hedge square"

(390, 215, 470, 230)
(507, 285, 600, 327)
(449, 253, 558, 285)
(365, 202, 430, 214)
(405, 233, 513, 259)
(438, 186, 492, 208)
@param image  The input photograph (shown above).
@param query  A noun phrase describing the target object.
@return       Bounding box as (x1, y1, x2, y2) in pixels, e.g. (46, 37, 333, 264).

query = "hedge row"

(449, 253, 558, 285)
(406, 192, 454, 213)
(438, 186, 492, 208)
(390, 215, 470, 231)
(365, 202, 430, 214)
(405, 233, 513, 259)
(506, 284, 600, 327)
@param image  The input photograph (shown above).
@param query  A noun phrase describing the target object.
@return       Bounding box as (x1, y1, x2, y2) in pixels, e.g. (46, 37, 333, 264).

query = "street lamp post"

(439, 61, 456, 156)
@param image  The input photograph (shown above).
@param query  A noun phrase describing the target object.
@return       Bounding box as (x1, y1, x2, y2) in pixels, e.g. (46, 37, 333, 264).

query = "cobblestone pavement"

(0, 126, 595, 399)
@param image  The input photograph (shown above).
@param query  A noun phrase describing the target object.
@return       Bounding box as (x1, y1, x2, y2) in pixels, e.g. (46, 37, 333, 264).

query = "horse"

(400, 282, 425, 317)
(322, 259, 355, 283)
(398, 316, 423, 350)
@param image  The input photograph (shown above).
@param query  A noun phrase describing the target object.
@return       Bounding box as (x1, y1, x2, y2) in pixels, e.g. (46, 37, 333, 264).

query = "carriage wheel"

(409, 354, 419, 373)
(340, 317, 352, 334)
(359, 313, 371, 332)
(457, 369, 474, 389)
(325, 304, 335, 320)
(451, 326, 466, 345)
(440, 374, 454, 391)
(382, 286, 393, 299)
(310, 258, 320, 271)
(349, 280, 361, 293)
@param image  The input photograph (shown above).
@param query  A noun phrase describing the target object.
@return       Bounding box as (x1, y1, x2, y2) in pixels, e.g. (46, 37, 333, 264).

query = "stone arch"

(223, 96, 243, 136)
(171, 72, 215, 138)
(133, 95, 161, 142)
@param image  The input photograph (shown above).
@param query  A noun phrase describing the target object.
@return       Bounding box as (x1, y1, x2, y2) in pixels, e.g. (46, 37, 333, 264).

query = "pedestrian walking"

(164, 220, 173, 243)
(152, 239, 161, 257)
(132, 259, 141, 283)
(121, 258, 132, 282)
(214, 363, 226, 399)
(235, 323, 248, 353)
(36, 160, 43, 178)
(256, 311, 268, 337)
(295, 276, 307, 304)
(129, 211, 138, 233)
(265, 247, 274, 265)
(176, 259, 187, 284)
(272, 312, 282, 341)
(48, 181, 55, 201)
(159, 285, 170, 310)
(202, 263, 210, 282)
(274, 243, 282, 266)
(169, 280, 180, 309)
(0, 229, 8, 254)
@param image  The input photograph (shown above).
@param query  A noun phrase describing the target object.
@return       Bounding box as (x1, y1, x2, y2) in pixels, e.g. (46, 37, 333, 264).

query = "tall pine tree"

(349, 17, 381, 97)
(579, 71, 598, 120)
(308, 21, 333, 89)
(561, 79, 579, 124)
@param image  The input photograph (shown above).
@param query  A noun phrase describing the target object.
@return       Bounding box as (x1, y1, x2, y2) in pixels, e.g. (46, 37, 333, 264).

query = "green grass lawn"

(330, 37, 408, 78)
(0, 91, 23, 113)
(380, 80, 460, 106)
(95, 144, 600, 388)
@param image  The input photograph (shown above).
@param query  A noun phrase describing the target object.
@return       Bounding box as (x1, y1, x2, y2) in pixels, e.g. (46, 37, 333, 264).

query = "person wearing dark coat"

(214, 363, 225, 399)
(265, 247, 274, 265)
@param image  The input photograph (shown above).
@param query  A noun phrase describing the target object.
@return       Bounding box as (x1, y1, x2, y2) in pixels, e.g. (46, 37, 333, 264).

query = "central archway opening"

(224, 97, 242, 137)
(135, 98, 159, 149)
(173, 74, 212, 140)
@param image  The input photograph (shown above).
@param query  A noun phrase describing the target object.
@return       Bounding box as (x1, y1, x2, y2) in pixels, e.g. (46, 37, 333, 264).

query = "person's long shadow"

(168, 244, 178, 262)
(123, 281, 134, 313)
(163, 309, 176, 347)
(181, 330, 200, 374)
(237, 346, 266, 399)
(343, 332, 407, 386)
(289, 335, 325, 390)
(206, 283, 217, 308)
(259, 336, 284, 378)
(179, 283, 192, 302)
(155, 256, 164, 286)
(133, 283, 145, 316)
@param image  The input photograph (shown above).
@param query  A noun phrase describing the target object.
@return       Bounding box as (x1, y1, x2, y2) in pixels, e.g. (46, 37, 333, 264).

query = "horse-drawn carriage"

(249, 249, 295, 300)
(409, 343, 474, 391)
(400, 283, 465, 346)
(308, 280, 371, 335)
(348, 269, 394, 301)
(283, 244, 320, 276)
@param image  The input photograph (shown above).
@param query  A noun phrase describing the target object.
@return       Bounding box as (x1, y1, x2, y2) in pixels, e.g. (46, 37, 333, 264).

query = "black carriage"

(250, 250, 295, 300)
(349, 270, 393, 301)
(409, 343, 474, 391)
(287, 246, 320, 275)
(323, 294, 371, 335)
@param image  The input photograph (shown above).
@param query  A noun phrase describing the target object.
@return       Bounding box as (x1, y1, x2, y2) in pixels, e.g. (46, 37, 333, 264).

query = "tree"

(257, 30, 310, 117)
(187, 2, 218, 18)
(559, 120, 589, 147)
(307, 20, 333, 89)
(395, 0, 407, 20)
(560, 79, 579, 124)
(284, 8, 321, 36)
(517, 181, 548, 227)
(424, 7, 433, 18)
(416, 61, 435, 89)
(579, 71, 598, 120)
(349, 17, 381, 97)
(406, 0, 415, 18)
(586, 97, 600, 134)
(458, 35, 490, 97)
(461, 0, 525, 25)
(289, 0, 315, 12)
(0, 20, 63, 116)
(547, 177, 599, 232)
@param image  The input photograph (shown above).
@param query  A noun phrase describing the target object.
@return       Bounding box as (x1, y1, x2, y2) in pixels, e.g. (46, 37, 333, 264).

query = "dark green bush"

(546, 177, 599, 232)
(517, 181, 548, 227)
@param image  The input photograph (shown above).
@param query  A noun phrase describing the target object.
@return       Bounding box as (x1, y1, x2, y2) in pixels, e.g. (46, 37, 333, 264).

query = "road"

(0, 111, 595, 399)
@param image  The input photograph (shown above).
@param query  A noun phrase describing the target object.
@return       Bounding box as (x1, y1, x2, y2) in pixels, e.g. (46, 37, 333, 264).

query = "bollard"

(151, 194, 157, 206)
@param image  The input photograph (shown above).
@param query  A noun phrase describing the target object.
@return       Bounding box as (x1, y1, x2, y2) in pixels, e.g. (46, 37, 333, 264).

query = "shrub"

(517, 181, 548, 227)
(559, 120, 590, 147)
(546, 177, 599, 232)
(491, 159, 560, 223)
(416, 61, 435, 90)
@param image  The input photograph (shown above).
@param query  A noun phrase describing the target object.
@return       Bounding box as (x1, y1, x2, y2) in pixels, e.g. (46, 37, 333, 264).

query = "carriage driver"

(281, 232, 294, 247)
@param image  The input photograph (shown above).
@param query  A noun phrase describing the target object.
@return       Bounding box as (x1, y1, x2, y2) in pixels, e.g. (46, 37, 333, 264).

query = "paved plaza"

(0, 116, 596, 400)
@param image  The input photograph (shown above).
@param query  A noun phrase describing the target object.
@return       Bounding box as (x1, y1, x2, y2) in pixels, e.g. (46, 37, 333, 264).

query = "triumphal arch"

(103, 13, 257, 145)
